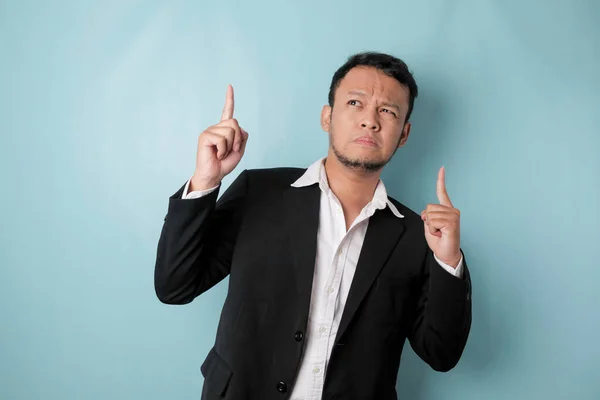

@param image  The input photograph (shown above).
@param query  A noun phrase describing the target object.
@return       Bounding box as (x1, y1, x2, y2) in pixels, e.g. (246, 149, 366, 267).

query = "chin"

(333, 147, 388, 172)
(349, 148, 385, 162)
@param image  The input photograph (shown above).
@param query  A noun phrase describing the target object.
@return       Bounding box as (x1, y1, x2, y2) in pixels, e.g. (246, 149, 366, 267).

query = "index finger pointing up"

(220, 84, 234, 121)
(436, 166, 454, 207)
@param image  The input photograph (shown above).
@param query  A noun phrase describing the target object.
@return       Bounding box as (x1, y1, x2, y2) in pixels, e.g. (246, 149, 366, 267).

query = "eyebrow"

(347, 90, 401, 111)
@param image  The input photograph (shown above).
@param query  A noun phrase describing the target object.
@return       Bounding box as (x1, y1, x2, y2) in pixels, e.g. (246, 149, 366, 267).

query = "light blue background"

(1, 1, 598, 399)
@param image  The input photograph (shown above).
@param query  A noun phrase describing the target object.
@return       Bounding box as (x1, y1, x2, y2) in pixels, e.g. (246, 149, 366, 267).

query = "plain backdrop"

(1, 0, 598, 399)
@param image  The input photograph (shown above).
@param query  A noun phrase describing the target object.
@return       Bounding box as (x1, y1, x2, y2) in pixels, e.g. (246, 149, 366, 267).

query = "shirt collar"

(291, 157, 404, 219)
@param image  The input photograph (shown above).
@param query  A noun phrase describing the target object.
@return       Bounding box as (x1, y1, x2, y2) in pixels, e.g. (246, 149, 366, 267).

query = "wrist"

(190, 175, 220, 192)
(436, 252, 462, 268)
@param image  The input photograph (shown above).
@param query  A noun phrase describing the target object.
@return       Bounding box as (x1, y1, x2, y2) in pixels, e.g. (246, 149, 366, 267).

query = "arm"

(154, 170, 249, 304)
(407, 249, 472, 372)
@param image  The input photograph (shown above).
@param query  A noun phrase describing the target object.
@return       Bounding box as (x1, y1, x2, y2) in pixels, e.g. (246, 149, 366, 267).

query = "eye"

(381, 108, 397, 117)
(348, 100, 360, 106)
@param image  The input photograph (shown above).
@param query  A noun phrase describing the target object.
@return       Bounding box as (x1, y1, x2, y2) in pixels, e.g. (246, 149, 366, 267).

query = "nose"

(360, 109, 380, 131)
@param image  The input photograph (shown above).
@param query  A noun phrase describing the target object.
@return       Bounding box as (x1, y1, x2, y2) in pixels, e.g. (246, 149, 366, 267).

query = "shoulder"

(237, 166, 306, 190)
(386, 195, 422, 225)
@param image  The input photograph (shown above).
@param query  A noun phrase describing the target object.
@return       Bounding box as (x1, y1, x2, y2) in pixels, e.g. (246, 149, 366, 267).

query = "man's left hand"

(421, 166, 462, 268)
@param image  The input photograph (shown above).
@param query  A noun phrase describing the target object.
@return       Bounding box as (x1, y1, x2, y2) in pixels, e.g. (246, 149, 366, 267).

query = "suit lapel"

(283, 184, 321, 296)
(283, 182, 406, 343)
(334, 208, 405, 344)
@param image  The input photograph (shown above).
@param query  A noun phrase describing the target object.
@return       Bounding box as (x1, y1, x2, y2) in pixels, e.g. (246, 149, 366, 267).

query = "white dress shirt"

(182, 158, 463, 400)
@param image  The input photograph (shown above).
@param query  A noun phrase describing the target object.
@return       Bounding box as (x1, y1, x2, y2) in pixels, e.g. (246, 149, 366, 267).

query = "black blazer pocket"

(200, 347, 233, 397)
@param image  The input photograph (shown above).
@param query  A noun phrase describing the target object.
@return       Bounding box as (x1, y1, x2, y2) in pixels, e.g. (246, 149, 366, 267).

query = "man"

(155, 52, 472, 400)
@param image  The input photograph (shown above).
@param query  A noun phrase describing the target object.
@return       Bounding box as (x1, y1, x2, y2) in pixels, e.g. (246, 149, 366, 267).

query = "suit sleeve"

(407, 248, 472, 372)
(154, 170, 249, 304)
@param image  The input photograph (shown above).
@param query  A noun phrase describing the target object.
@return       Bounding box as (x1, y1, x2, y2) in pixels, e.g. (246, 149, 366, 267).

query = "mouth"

(353, 136, 378, 147)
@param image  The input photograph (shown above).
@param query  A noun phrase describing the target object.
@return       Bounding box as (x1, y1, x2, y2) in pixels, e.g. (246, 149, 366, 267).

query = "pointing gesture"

(191, 85, 249, 191)
(220, 84, 235, 122)
(421, 167, 462, 268)
(436, 166, 453, 208)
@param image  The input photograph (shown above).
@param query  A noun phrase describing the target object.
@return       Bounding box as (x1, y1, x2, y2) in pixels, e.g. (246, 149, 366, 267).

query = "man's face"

(321, 66, 412, 172)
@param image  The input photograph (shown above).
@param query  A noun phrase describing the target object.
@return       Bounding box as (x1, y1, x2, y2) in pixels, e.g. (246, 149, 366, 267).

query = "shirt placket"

(308, 197, 348, 396)
(327, 201, 356, 357)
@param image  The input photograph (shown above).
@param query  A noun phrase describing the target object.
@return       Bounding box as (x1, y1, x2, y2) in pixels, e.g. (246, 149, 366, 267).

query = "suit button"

(294, 331, 303, 341)
(276, 381, 287, 393)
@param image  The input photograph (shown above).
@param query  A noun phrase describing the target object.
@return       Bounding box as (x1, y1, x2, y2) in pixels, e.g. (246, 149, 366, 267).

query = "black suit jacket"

(154, 167, 472, 400)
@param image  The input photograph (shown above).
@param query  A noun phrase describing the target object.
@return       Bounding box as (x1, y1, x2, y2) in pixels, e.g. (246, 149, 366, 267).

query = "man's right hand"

(190, 85, 249, 191)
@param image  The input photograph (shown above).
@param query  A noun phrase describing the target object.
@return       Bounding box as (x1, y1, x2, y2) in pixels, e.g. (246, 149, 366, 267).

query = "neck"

(323, 151, 382, 209)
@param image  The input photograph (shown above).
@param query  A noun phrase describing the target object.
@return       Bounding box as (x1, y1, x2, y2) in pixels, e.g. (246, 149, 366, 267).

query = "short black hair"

(328, 51, 419, 122)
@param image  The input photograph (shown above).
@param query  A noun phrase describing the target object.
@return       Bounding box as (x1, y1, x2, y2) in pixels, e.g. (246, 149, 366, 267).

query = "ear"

(397, 121, 411, 148)
(321, 105, 332, 132)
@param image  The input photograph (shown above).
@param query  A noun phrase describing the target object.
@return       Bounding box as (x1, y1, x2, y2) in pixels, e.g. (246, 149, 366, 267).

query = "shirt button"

(313, 367, 320, 374)
(327, 287, 334, 294)
(276, 382, 287, 393)
(319, 327, 326, 333)
(294, 331, 304, 341)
